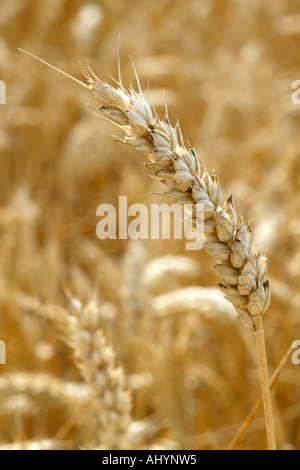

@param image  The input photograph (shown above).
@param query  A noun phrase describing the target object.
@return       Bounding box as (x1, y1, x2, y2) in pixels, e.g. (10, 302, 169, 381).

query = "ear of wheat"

(19, 49, 276, 450)
(69, 299, 132, 449)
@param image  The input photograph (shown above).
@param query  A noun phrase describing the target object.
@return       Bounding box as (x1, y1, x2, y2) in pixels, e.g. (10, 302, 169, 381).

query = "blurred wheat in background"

(0, 0, 300, 450)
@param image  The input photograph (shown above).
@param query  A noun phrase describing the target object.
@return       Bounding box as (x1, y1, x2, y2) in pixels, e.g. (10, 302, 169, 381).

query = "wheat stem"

(253, 316, 276, 450)
(229, 345, 292, 450)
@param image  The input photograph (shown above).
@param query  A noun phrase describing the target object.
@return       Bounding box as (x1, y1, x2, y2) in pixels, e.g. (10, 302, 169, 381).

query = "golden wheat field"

(1, 0, 300, 451)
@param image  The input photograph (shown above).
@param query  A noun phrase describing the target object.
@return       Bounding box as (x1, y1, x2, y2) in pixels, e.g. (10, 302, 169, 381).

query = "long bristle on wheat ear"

(83, 65, 271, 332)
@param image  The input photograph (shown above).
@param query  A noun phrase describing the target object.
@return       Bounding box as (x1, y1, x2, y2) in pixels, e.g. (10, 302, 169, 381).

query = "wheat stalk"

(229, 345, 293, 450)
(19, 49, 276, 450)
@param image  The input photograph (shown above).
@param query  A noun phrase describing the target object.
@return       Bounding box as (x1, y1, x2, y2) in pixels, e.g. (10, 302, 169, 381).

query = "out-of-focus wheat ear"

(68, 298, 132, 449)
(0, 440, 70, 450)
(0, 373, 90, 410)
(141, 254, 199, 293)
(151, 286, 237, 321)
